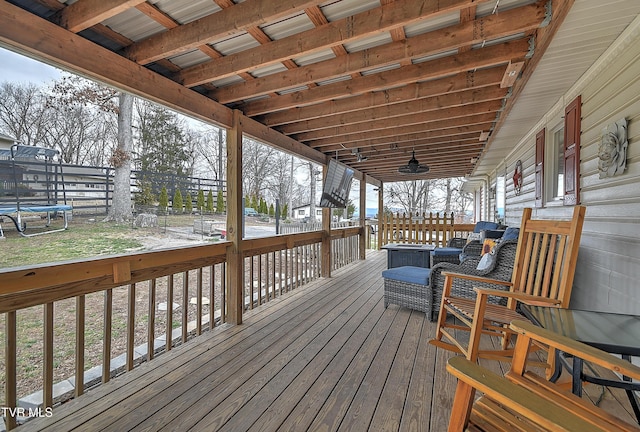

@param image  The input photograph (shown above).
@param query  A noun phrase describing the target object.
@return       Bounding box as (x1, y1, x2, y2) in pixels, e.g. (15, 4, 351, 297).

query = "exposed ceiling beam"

(240, 39, 529, 116)
(175, 0, 489, 87)
(54, 0, 145, 33)
(278, 86, 507, 135)
(124, 0, 322, 64)
(210, 1, 545, 103)
(294, 100, 502, 142)
(258, 67, 504, 126)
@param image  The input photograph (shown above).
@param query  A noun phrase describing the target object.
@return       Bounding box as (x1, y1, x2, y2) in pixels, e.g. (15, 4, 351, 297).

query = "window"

(495, 176, 505, 223)
(535, 95, 581, 207)
(298, 209, 305, 216)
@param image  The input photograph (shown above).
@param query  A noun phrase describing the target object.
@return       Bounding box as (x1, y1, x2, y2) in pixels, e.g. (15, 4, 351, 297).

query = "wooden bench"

(446, 319, 640, 431)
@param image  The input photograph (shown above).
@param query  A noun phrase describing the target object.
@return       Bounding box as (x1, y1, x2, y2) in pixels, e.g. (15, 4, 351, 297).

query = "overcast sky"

(0, 47, 63, 85)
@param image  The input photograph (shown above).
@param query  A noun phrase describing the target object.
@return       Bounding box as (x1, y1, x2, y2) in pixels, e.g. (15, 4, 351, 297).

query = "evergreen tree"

(197, 189, 205, 213)
(137, 103, 191, 177)
(158, 186, 169, 212)
(259, 197, 267, 214)
(135, 181, 155, 206)
(206, 190, 214, 213)
(173, 189, 183, 214)
(185, 192, 193, 214)
(250, 195, 258, 210)
(216, 190, 225, 213)
(282, 203, 288, 219)
(268, 203, 274, 217)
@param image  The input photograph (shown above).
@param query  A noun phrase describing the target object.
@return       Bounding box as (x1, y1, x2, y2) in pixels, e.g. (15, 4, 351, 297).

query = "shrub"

(185, 192, 193, 214)
(216, 190, 225, 214)
(158, 186, 169, 212)
(173, 189, 183, 214)
(206, 190, 214, 213)
(196, 189, 205, 213)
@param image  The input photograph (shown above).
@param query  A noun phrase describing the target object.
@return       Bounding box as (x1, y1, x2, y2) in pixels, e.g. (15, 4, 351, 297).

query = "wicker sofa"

(428, 238, 518, 321)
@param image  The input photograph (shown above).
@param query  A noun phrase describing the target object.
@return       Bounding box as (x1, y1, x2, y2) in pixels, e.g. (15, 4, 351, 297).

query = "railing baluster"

(182, 271, 188, 343)
(221, 264, 226, 324)
(196, 268, 203, 335)
(258, 254, 263, 305)
(127, 283, 135, 371)
(250, 256, 255, 309)
(75, 295, 85, 397)
(148, 279, 156, 361)
(272, 251, 277, 298)
(304, 246, 309, 284)
(103, 289, 112, 383)
(278, 250, 282, 295)
(264, 253, 270, 302)
(211, 265, 216, 329)
(5, 310, 17, 430)
(284, 248, 289, 293)
(166, 275, 173, 352)
(44, 302, 54, 408)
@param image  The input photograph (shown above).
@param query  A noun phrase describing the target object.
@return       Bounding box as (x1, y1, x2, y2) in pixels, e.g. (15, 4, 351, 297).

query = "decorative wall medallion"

(598, 118, 628, 179)
(513, 160, 523, 195)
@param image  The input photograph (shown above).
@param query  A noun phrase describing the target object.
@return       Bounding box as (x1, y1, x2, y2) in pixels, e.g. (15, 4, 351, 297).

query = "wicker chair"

(428, 239, 518, 321)
(430, 221, 503, 266)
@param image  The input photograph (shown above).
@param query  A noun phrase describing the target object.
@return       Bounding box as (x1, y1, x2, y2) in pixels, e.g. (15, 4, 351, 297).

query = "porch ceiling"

(1, 0, 633, 184)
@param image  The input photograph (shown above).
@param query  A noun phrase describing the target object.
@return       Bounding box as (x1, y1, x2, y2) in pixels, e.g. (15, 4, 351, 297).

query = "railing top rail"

(0, 242, 230, 312)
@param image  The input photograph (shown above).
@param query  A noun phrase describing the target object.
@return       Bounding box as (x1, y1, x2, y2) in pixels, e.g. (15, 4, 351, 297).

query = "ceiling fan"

(398, 150, 429, 174)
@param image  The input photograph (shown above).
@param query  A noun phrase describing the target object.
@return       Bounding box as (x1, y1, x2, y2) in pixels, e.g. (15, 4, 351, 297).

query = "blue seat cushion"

(501, 226, 520, 241)
(382, 266, 431, 285)
(430, 247, 463, 256)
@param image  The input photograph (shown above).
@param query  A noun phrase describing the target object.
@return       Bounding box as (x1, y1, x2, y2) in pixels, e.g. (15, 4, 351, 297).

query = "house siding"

(500, 16, 640, 313)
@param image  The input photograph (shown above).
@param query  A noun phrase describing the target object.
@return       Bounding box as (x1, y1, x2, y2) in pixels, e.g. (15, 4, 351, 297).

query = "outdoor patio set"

(382, 206, 640, 431)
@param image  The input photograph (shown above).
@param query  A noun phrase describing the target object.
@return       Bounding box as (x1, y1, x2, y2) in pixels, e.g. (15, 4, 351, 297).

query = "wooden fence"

(380, 212, 456, 247)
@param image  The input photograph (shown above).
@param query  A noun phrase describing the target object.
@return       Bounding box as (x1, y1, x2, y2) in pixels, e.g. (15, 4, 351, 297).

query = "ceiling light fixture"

(398, 150, 429, 174)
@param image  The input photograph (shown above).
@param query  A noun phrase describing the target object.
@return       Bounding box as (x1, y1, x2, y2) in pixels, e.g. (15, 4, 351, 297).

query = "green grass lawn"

(0, 218, 148, 269)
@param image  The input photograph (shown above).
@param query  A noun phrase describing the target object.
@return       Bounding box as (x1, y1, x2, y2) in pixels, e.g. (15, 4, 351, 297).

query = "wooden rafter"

(0, 0, 576, 182)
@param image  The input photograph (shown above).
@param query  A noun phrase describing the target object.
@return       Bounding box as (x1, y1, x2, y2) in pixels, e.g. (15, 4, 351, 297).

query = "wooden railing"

(380, 212, 455, 247)
(0, 227, 364, 429)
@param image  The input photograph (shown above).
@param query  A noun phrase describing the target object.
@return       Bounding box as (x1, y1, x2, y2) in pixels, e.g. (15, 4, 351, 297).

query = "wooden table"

(521, 304, 640, 424)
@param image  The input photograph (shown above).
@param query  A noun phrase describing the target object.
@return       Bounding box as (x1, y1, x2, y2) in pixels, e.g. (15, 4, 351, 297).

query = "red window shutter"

(564, 95, 581, 205)
(535, 129, 545, 208)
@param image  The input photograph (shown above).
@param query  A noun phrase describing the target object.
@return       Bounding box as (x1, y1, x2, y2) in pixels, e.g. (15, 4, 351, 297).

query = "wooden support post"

(321, 163, 331, 277)
(359, 178, 366, 260)
(377, 184, 383, 249)
(226, 110, 244, 324)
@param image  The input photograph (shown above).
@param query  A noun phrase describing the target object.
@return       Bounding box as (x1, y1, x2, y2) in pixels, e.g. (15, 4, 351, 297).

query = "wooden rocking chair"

(430, 205, 586, 362)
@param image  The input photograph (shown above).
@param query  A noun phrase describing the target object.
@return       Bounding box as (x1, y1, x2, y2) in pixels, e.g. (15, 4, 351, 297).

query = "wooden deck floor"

(19, 250, 638, 431)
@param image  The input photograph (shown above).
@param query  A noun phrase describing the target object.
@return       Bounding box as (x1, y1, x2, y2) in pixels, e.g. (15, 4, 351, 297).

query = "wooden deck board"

(18, 250, 637, 431)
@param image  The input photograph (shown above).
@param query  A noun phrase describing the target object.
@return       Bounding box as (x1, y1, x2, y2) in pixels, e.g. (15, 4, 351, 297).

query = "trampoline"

(0, 145, 72, 238)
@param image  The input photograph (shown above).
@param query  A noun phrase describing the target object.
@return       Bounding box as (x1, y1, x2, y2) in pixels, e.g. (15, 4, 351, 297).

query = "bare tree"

(387, 180, 432, 214)
(193, 126, 225, 181)
(242, 137, 276, 200)
(263, 152, 294, 206)
(0, 82, 49, 145)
